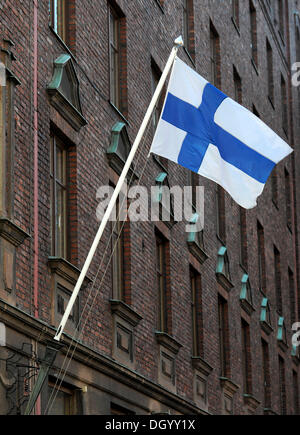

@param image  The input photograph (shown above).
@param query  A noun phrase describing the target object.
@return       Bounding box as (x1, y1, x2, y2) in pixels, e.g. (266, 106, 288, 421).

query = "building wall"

(0, 0, 299, 415)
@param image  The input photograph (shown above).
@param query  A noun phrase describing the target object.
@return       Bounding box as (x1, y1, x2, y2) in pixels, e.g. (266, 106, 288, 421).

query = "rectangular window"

(48, 381, 79, 415)
(239, 207, 248, 269)
(232, 0, 240, 28)
(271, 167, 278, 206)
(278, 0, 285, 41)
(261, 339, 271, 409)
(109, 7, 120, 110)
(50, 0, 68, 43)
(293, 370, 299, 415)
(217, 186, 226, 243)
(278, 356, 287, 415)
(218, 295, 230, 377)
(50, 134, 68, 259)
(285, 168, 292, 230)
(281, 75, 288, 136)
(289, 268, 296, 325)
(183, 0, 195, 60)
(233, 66, 242, 104)
(190, 267, 203, 356)
(210, 22, 221, 88)
(266, 39, 274, 105)
(156, 231, 170, 333)
(257, 221, 266, 292)
(112, 196, 125, 301)
(274, 246, 282, 315)
(250, 1, 258, 67)
(151, 61, 164, 131)
(241, 319, 252, 394)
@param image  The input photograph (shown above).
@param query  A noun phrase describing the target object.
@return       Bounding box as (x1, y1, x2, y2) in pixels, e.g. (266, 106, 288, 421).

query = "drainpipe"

(33, 0, 39, 320)
(285, 1, 299, 322)
(33, 0, 40, 415)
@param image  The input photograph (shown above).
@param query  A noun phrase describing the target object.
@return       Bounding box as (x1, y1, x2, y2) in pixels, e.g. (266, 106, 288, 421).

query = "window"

(218, 295, 230, 377)
(0, 40, 20, 220)
(274, 246, 282, 315)
(49, 0, 69, 44)
(266, 39, 274, 105)
(241, 319, 252, 394)
(278, 356, 287, 415)
(151, 60, 164, 131)
(271, 167, 278, 206)
(190, 267, 203, 357)
(183, 0, 195, 60)
(278, 0, 285, 41)
(47, 55, 87, 131)
(108, 4, 127, 114)
(50, 134, 68, 259)
(233, 66, 242, 104)
(289, 268, 296, 325)
(285, 168, 292, 230)
(48, 381, 80, 415)
(293, 371, 299, 415)
(261, 339, 271, 409)
(109, 7, 120, 109)
(156, 231, 170, 333)
(217, 186, 226, 243)
(239, 207, 248, 269)
(281, 75, 288, 136)
(257, 221, 266, 292)
(112, 196, 125, 301)
(210, 22, 221, 88)
(232, 0, 240, 29)
(250, 1, 258, 67)
(111, 403, 135, 415)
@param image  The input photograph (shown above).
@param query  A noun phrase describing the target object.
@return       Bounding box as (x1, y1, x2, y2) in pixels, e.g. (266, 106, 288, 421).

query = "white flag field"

(149, 57, 293, 209)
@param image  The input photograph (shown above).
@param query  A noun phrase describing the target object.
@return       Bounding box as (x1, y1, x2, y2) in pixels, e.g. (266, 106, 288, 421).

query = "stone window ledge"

(220, 377, 239, 397)
(191, 356, 214, 377)
(155, 331, 182, 355)
(48, 257, 91, 286)
(243, 394, 261, 414)
(110, 299, 142, 327)
(0, 218, 30, 247)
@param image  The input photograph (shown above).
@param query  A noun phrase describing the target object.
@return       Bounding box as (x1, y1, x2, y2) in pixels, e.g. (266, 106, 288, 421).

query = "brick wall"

(0, 0, 299, 415)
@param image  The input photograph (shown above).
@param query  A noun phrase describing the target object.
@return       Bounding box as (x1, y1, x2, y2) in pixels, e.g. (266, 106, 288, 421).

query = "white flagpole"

(54, 36, 183, 342)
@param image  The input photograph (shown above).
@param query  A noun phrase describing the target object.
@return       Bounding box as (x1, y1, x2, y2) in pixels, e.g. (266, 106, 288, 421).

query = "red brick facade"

(0, 0, 299, 415)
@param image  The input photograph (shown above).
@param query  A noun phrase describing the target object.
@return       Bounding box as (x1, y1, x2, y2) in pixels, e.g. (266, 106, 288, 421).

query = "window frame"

(50, 134, 68, 259)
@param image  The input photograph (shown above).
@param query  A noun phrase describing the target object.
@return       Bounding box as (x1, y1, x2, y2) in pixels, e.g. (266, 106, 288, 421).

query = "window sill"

(240, 298, 255, 316)
(49, 25, 75, 60)
(268, 95, 275, 110)
(219, 377, 239, 397)
(48, 257, 92, 286)
(153, 0, 164, 13)
(0, 218, 30, 247)
(110, 299, 142, 327)
(183, 47, 195, 67)
(260, 320, 273, 336)
(187, 240, 209, 265)
(251, 58, 259, 76)
(243, 394, 261, 413)
(216, 272, 234, 293)
(155, 331, 182, 355)
(191, 356, 213, 377)
(231, 17, 240, 36)
(109, 101, 130, 126)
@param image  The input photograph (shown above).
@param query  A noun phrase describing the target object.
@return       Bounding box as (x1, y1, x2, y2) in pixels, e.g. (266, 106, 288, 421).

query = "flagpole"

(53, 36, 183, 342)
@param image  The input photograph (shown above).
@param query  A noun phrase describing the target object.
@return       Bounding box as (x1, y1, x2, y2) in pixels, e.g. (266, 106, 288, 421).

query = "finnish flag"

(150, 57, 293, 209)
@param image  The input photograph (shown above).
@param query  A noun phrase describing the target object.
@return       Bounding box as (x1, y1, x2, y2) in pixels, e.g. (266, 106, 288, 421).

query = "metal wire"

(44, 116, 154, 415)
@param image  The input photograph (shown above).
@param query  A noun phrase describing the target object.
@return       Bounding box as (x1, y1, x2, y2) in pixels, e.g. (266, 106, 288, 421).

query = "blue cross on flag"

(149, 57, 292, 209)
